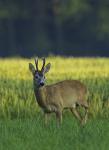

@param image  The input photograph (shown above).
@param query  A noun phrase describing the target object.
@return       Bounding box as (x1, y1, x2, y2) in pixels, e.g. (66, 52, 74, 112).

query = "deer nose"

(40, 82, 44, 86)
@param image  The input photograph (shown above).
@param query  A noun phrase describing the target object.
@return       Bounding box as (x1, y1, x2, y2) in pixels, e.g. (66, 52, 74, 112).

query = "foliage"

(1, 0, 109, 56)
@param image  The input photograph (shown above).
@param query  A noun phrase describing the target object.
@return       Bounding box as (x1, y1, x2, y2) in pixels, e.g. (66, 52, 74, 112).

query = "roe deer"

(29, 57, 88, 125)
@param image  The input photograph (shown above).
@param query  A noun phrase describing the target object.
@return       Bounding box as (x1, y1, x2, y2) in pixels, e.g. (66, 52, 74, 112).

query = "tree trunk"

(7, 18, 16, 55)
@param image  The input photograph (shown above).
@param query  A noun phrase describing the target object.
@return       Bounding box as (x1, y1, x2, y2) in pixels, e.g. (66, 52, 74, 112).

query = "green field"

(0, 57, 109, 150)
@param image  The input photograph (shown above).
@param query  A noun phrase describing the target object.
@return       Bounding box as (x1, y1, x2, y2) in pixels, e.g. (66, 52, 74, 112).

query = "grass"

(0, 117, 109, 150)
(0, 56, 109, 150)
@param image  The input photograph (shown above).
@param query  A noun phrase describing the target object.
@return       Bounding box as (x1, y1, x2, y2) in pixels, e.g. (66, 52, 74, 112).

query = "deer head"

(29, 57, 51, 88)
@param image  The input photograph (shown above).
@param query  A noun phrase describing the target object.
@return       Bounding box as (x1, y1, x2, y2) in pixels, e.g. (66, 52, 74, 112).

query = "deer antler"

(35, 57, 38, 71)
(41, 57, 45, 72)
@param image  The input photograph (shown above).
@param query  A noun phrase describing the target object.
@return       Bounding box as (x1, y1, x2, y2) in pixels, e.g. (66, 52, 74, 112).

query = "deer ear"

(29, 63, 35, 75)
(43, 63, 51, 74)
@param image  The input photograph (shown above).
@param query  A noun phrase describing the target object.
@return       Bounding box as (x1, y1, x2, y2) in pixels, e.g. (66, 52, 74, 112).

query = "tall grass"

(0, 57, 109, 119)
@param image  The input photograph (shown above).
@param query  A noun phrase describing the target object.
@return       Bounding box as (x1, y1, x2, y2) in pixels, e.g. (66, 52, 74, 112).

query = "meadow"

(0, 57, 109, 150)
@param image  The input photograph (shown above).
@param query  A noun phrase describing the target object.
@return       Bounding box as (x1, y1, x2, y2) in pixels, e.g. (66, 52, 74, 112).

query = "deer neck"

(34, 85, 45, 95)
(33, 83, 46, 108)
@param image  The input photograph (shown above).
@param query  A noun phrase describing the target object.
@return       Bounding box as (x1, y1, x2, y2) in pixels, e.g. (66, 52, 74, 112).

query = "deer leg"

(81, 105, 88, 125)
(84, 107, 88, 123)
(56, 110, 62, 126)
(44, 113, 50, 125)
(70, 108, 82, 123)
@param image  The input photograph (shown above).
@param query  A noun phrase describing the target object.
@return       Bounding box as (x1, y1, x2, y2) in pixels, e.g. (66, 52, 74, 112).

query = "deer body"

(34, 80, 87, 112)
(29, 58, 88, 125)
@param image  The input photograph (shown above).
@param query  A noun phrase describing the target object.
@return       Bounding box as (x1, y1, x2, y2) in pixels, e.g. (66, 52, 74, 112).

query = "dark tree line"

(0, 0, 109, 57)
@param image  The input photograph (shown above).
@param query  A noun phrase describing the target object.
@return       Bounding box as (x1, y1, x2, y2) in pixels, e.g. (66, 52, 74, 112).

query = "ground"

(0, 57, 109, 150)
